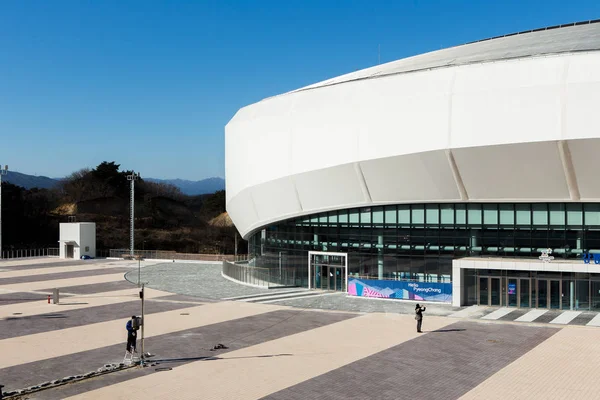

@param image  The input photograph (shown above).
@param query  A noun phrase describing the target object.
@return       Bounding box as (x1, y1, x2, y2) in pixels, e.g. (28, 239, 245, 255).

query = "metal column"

(127, 172, 140, 257)
(0, 165, 8, 260)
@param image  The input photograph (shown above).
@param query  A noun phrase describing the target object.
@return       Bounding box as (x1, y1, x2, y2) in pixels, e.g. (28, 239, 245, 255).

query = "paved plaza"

(1, 259, 600, 399)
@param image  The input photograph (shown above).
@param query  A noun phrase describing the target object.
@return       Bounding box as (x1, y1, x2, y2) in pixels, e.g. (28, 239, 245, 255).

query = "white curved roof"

(290, 20, 600, 93)
(226, 21, 600, 239)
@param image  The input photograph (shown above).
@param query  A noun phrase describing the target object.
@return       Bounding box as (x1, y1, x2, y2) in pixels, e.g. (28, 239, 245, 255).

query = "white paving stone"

(515, 309, 547, 322)
(549, 311, 581, 324)
(481, 308, 514, 320)
(586, 313, 600, 327)
(448, 305, 484, 318)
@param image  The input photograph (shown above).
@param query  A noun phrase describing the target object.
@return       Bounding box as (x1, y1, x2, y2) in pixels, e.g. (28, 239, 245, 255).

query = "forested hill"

(2, 170, 225, 195)
(1, 161, 240, 254)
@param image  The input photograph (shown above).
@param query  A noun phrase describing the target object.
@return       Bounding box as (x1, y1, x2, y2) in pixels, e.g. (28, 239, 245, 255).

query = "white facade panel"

(568, 139, 600, 199)
(294, 163, 366, 211)
(224, 97, 295, 202)
(251, 176, 302, 223)
(79, 223, 96, 258)
(356, 69, 453, 160)
(360, 150, 460, 202)
(565, 82, 600, 140)
(288, 87, 361, 175)
(452, 56, 565, 93)
(226, 45, 600, 238)
(226, 189, 260, 235)
(451, 85, 562, 149)
(453, 141, 569, 200)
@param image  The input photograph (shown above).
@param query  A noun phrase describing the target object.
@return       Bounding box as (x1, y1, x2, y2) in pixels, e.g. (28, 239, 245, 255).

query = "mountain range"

(2, 171, 225, 195)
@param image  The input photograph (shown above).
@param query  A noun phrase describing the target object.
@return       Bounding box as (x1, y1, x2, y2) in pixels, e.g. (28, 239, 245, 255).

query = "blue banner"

(348, 278, 452, 303)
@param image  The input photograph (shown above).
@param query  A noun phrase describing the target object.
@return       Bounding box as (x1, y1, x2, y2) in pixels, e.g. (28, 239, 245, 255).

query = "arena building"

(225, 20, 600, 310)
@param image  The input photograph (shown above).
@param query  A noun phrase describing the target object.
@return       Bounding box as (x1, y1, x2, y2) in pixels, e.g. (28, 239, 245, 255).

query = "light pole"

(138, 255, 141, 287)
(139, 283, 146, 366)
(127, 171, 140, 258)
(0, 165, 8, 260)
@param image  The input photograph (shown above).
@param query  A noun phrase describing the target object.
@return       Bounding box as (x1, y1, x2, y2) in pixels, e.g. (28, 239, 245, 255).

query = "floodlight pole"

(138, 255, 141, 287)
(127, 172, 140, 258)
(140, 283, 145, 366)
(0, 165, 8, 260)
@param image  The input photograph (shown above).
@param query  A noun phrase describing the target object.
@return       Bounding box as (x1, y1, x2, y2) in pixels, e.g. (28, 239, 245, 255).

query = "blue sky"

(1, 1, 599, 180)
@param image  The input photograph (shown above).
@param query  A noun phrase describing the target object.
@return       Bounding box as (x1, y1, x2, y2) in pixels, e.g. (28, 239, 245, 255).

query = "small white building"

(59, 222, 96, 259)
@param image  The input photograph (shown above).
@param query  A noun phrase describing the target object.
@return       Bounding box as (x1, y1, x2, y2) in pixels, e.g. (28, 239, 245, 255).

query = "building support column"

(452, 261, 463, 307)
(470, 229, 480, 256)
(378, 235, 384, 280)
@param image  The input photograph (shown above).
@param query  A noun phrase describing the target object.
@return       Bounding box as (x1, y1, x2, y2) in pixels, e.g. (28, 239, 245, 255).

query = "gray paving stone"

(126, 263, 272, 300)
(533, 310, 563, 323)
(0, 259, 110, 271)
(5, 309, 357, 398)
(0, 292, 72, 306)
(272, 293, 458, 316)
(263, 321, 559, 400)
(156, 294, 212, 303)
(569, 312, 597, 326)
(42, 280, 135, 295)
(0, 297, 198, 340)
(0, 267, 128, 285)
(498, 309, 528, 321)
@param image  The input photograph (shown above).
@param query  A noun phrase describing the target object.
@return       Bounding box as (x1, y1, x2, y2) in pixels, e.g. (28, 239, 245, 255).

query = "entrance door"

(537, 279, 548, 308)
(479, 277, 489, 305)
(520, 279, 530, 308)
(328, 267, 346, 291)
(507, 278, 518, 307)
(550, 280, 561, 309)
(66, 245, 74, 259)
(490, 278, 501, 306)
(308, 251, 348, 292)
(562, 280, 573, 310)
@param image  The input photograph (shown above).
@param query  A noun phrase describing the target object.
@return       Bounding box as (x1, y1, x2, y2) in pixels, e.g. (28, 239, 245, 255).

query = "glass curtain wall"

(249, 203, 600, 288)
(470, 270, 600, 310)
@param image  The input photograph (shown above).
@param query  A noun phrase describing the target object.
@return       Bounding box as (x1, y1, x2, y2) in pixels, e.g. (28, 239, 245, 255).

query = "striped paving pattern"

(467, 306, 600, 327)
(2, 258, 600, 399)
(225, 289, 339, 304)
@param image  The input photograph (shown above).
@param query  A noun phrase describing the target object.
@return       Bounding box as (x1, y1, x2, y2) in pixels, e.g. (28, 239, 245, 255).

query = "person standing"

(415, 304, 426, 333)
(126, 315, 138, 353)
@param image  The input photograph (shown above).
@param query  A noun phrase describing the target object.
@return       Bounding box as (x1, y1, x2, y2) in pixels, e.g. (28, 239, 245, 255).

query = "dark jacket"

(415, 307, 425, 321)
(126, 320, 136, 334)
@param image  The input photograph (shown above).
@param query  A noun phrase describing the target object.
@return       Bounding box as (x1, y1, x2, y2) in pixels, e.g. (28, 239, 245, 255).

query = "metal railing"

(110, 249, 248, 262)
(0, 248, 59, 259)
(350, 274, 452, 284)
(222, 261, 297, 288)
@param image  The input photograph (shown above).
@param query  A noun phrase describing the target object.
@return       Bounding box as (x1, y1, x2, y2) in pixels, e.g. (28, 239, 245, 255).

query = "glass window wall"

(251, 203, 600, 291)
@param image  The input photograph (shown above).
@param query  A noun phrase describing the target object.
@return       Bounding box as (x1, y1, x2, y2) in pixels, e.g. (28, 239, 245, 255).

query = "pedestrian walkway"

(224, 289, 338, 304)
(472, 306, 600, 326)
(5, 258, 600, 399)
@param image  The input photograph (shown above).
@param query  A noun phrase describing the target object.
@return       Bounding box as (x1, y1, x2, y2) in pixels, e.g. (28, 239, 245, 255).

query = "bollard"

(47, 295, 51, 304)
(53, 288, 59, 305)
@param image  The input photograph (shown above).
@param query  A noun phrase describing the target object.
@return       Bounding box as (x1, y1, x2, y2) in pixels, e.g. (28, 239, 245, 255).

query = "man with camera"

(415, 304, 426, 333)
(126, 315, 139, 354)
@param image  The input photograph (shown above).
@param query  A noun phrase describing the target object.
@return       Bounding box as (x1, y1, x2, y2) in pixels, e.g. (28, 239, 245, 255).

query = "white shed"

(59, 222, 96, 259)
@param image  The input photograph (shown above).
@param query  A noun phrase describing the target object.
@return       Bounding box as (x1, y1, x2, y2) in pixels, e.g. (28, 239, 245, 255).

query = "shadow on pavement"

(6, 313, 68, 320)
(430, 328, 466, 333)
(153, 353, 294, 364)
